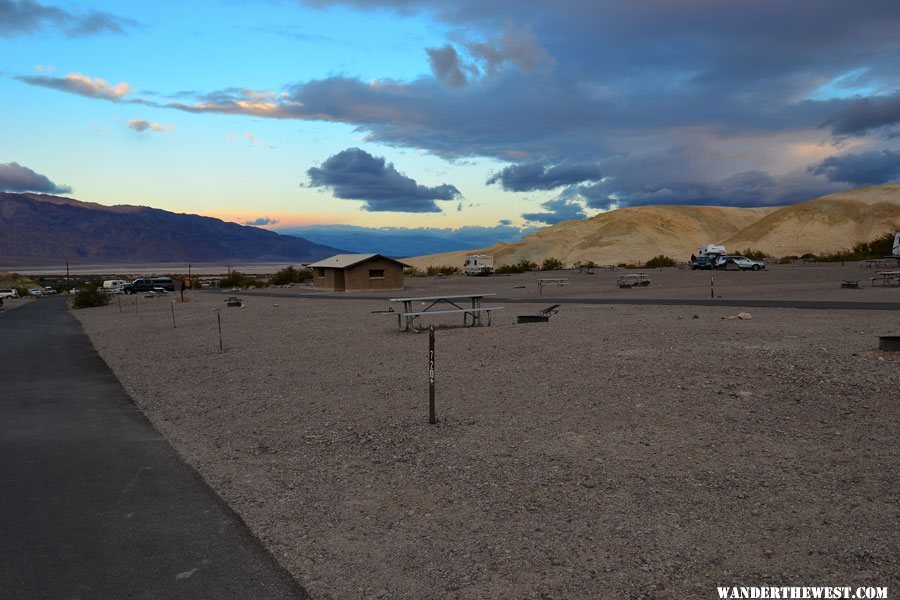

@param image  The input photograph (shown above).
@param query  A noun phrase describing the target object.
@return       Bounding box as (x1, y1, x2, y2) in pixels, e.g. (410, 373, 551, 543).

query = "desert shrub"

(15, 286, 29, 297)
(800, 253, 817, 261)
(777, 255, 798, 264)
(541, 257, 565, 271)
(644, 255, 676, 268)
(71, 283, 109, 309)
(425, 265, 459, 276)
(496, 259, 538, 274)
(269, 265, 311, 285)
(403, 266, 425, 277)
(581, 260, 598, 269)
(741, 248, 768, 261)
(219, 270, 255, 288)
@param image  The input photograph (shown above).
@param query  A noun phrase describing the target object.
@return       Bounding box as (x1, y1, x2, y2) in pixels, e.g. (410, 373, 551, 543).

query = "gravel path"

(74, 268, 899, 599)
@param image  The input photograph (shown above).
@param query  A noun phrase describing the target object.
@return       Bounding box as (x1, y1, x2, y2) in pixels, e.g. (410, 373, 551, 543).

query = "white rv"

(893, 232, 900, 258)
(463, 255, 494, 276)
(697, 244, 727, 257)
(102, 279, 127, 294)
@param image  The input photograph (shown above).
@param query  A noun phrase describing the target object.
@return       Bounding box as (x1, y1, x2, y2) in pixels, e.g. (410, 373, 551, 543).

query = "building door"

(333, 269, 345, 291)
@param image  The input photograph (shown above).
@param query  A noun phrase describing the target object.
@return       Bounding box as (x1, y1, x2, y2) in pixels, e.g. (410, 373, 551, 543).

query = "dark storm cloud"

(522, 197, 587, 225)
(427, 45, 468, 88)
(808, 150, 900, 186)
(487, 161, 603, 191)
(0, 162, 71, 193)
(0, 0, 136, 37)
(823, 93, 900, 137)
(306, 147, 461, 213)
(243, 217, 279, 226)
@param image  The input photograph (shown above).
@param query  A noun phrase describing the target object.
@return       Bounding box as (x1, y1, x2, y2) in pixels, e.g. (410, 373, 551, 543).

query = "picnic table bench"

(538, 278, 568, 294)
(618, 273, 651, 288)
(870, 271, 900, 287)
(386, 293, 503, 331)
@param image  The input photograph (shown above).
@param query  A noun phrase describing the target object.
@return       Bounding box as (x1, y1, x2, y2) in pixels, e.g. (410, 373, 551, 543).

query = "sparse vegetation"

(540, 257, 565, 271)
(71, 282, 109, 309)
(403, 266, 425, 277)
(644, 255, 677, 268)
(269, 265, 312, 285)
(496, 259, 538, 274)
(740, 248, 768, 261)
(219, 270, 256, 288)
(425, 265, 460, 276)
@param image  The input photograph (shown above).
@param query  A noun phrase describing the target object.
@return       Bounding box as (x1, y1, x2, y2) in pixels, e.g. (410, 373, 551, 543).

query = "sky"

(2, 0, 900, 236)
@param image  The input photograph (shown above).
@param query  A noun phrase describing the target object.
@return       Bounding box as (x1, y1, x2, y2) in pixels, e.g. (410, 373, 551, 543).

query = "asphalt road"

(0, 297, 308, 600)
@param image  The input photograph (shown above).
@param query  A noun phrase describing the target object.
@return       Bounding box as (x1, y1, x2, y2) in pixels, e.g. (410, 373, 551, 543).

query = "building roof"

(307, 253, 411, 269)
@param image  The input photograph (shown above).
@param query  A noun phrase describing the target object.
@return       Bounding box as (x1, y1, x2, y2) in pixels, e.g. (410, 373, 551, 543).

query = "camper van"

(893, 232, 900, 258)
(697, 244, 727, 257)
(102, 279, 127, 294)
(464, 255, 494, 276)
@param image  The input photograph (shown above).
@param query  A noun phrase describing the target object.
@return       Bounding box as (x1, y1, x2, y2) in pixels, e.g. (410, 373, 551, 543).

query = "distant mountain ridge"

(404, 184, 900, 268)
(0, 193, 340, 264)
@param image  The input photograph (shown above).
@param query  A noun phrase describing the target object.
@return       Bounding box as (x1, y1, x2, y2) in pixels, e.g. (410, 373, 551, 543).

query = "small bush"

(496, 259, 538, 274)
(425, 265, 460, 276)
(269, 265, 311, 286)
(541, 257, 565, 271)
(644, 255, 676, 268)
(219, 270, 255, 288)
(72, 283, 109, 309)
(403, 266, 425, 277)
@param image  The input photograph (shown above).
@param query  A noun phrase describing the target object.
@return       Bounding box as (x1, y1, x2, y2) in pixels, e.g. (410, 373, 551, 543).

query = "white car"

(28, 288, 43, 296)
(0, 288, 19, 299)
(714, 255, 766, 271)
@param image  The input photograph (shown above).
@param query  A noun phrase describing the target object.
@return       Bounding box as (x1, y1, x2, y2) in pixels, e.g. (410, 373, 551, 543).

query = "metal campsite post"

(171, 301, 176, 328)
(428, 325, 436, 424)
(117, 293, 121, 313)
(710, 276, 714, 299)
(217, 311, 223, 351)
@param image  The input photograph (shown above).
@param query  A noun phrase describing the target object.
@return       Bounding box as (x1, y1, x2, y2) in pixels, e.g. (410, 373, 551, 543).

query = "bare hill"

(722, 184, 900, 256)
(405, 184, 900, 268)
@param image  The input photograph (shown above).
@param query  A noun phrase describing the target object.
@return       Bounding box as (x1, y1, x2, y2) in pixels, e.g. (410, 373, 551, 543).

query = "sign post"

(429, 325, 436, 424)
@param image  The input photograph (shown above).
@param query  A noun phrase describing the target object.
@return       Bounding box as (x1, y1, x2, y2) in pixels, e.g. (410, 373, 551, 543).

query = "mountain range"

(403, 184, 900, 268)
(0, 193, 339, 265)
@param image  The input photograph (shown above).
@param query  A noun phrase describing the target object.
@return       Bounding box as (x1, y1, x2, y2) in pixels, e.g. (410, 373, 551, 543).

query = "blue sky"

(2, 0, 900, 236)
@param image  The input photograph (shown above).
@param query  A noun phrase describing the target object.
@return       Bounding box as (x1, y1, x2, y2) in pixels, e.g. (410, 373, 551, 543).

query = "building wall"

(312, 258, 404, 291)
(344, 258, 404, 291)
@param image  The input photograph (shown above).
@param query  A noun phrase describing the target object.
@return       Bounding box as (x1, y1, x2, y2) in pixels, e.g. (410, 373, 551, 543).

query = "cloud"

(823, 92, 900, 137)
(0, 162, 71, 193)
(0, 0, 137, 37)
(427, 45, 468, 88)
(17, 72, 132, 101)
(306, 147, 461, 213)
(243, 217, 279, 227)
(522, 197, 587, 225)
(127, 119, 171, 133)
(808, 149, 900, 185)
(487, 161, 603, 191)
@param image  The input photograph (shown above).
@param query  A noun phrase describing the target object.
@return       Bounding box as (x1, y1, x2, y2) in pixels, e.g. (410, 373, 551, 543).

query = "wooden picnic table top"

(389, 293, 496, 302)
(876, 270, 900, 275)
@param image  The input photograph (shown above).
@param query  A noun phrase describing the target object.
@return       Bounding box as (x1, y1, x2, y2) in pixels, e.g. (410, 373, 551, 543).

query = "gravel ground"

(73, 266, 899, 599)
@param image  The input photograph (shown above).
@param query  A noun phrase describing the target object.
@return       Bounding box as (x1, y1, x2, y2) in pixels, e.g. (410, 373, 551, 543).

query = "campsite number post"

(429, 325, 436, 424)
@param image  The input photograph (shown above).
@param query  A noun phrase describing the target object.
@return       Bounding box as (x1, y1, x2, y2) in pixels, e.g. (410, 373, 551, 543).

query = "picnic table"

(618, 273, 651, 288)
(387, 293, 503, 331)
(871, 271, 900, 287)
(538, 278, 568, 294)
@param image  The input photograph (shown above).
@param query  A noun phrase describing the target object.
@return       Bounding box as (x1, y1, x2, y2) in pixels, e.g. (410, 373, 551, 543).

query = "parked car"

(0, 288, 19, 299)
(43, 286, 58, 294)
(714, 255, 766, 271)
(123, 277, 175, 294)
(28, 288, 43, 296)
(691, 256, 714, 270)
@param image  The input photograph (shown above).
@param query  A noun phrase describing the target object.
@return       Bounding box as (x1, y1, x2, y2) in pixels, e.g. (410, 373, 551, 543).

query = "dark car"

(691, 256, 714, 270)
(123, 277, 175, 294)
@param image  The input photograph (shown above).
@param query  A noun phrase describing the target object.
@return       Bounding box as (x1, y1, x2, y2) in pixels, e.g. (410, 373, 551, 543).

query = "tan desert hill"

(404, 184, 900, 268)
(722, 184, 900, 257)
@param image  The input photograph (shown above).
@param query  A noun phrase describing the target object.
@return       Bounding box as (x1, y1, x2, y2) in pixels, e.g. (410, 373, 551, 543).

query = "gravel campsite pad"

(74, 273, 899, 599)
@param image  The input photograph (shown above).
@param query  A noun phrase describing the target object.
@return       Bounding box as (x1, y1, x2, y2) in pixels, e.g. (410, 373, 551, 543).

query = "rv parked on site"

(697, 244, 727, 257)
(464, 255, 494, 276)
(102, 279, 128, 294)
(893, 232, 900, 258)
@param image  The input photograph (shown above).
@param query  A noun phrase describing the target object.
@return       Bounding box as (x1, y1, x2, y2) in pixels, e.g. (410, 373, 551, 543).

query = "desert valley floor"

(51, 263, 900, 598)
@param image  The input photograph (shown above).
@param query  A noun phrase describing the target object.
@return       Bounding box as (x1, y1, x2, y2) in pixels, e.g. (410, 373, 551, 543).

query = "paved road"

(207, 289, 900, 311)
(0, 298, 308, 600)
